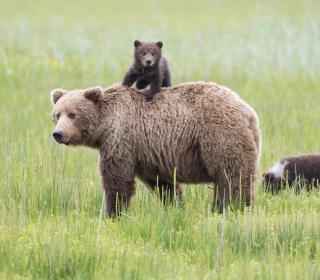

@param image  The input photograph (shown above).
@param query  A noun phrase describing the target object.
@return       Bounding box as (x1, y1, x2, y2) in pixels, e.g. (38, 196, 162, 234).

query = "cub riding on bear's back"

(122, 40, 171, 102)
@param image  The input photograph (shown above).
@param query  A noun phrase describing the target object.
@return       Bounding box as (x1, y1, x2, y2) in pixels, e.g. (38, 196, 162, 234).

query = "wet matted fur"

(262, 154, 320, 192)
(50, 82, 261, 218)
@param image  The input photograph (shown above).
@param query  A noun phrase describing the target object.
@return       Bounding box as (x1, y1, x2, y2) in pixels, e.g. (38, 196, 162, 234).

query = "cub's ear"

(84, 86, 103, 103)
(50, 88, 67, 105)
(262, 172, 274, 181)
(134, 40, 141, 48)
(156, 41, 163, 49)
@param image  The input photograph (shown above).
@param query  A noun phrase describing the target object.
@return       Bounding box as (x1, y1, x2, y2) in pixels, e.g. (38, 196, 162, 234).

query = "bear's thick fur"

(50, 82, 261, 217)
(262, 154, 320, 192)
(122, 40, 171, 102)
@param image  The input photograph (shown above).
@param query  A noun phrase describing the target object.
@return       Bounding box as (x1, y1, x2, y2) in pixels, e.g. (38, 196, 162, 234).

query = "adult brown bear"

(50, 82, 261, 218)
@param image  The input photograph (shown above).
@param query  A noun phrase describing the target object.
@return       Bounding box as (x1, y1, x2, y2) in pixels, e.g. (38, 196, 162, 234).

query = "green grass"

(1, 0, 320, 278)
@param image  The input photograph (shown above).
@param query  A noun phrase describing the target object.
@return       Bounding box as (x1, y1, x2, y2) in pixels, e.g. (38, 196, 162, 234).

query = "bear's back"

(103, 82, 258, 131)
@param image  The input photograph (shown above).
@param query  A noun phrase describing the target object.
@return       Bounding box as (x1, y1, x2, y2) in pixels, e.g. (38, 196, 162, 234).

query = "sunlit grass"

(1, 0, 320, 278)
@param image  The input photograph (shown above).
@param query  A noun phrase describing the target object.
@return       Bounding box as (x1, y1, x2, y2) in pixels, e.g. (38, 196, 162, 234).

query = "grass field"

(1, 0, 320, 278)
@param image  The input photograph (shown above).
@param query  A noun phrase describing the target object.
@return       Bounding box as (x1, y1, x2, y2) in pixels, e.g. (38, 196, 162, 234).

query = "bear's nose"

(146, 59, 152, 64)
(53, 130, 63, 141)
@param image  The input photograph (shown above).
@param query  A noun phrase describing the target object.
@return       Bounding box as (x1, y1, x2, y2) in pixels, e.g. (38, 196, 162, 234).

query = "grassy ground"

(1, 0, 320, 279)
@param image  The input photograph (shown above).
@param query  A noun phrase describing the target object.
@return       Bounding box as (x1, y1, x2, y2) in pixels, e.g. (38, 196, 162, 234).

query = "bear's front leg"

(122, 67, 140, 88)
(146, 75, 161, 102)
(99, 155, 136, 218)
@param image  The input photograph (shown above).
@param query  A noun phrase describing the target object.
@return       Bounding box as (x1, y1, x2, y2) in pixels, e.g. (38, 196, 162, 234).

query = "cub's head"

(261, 171, 283, 193)
(50, 86, 103, 147)
(133, 40, 163, 68)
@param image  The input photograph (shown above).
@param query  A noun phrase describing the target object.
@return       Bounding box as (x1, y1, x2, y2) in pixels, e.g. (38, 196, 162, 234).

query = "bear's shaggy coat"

(51, 82, 261, 217)
(122, 40, 171, 102)
(262, 154, 320, 191)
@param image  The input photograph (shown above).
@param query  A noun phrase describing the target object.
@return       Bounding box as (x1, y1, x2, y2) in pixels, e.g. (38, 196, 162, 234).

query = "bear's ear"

(134, 40, 141, 48)
(84, 86, 103, 104)
(50, 88, 67, 105)
(156, 41, 163, 49)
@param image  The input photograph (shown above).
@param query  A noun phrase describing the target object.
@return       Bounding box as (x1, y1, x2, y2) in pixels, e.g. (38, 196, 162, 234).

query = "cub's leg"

(161, 58, 171, 87)
(161, 69, 171, 87)
(122, 68, 140, 87)
(145, 75, 161, 102)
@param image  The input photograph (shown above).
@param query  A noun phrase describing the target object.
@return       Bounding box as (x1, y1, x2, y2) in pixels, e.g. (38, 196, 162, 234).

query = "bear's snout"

(146, 59, 152, 64)
(53, 130, 64, 143)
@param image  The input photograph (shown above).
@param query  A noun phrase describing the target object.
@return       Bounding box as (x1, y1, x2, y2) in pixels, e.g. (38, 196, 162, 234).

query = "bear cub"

(262, 154, 320, 192)
(122, 40, 171, 102)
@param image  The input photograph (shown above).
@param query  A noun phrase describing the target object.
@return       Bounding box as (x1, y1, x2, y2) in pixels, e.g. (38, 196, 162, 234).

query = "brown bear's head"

(134, 40, 163, 68)
(50, 86, 103, 147)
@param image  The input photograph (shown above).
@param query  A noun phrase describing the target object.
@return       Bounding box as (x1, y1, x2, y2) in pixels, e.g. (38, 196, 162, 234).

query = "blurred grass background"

(1, 0, 320, 279)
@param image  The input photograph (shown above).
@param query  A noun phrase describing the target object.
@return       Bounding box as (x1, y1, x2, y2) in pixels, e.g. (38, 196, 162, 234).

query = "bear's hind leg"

(200, 137, 258, 212)
(213, 170, 255, 212)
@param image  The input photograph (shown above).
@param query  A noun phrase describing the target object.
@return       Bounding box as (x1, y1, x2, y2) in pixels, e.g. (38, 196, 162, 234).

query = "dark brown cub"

(122, 40, 171, 102)
(262, 154, 320, 193)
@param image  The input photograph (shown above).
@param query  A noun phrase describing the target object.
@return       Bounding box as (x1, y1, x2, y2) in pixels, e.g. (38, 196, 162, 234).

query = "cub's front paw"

(145, 97, 153, 102)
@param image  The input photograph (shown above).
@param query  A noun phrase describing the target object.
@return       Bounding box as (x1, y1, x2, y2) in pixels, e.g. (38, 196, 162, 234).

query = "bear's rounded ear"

(156, 41, 163, 49)
(134, 40, 141, 48)
(50, 88, 67, 105)
(84, 86, 103, 104)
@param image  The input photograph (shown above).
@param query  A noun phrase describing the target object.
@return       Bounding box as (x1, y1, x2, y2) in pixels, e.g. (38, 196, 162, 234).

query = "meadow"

(1, 0, 320, 278)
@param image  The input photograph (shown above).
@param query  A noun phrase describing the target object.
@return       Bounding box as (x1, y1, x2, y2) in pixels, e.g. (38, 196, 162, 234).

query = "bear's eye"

(68, 113, 76, 119)
(151, 53, 154, 56)
(57, 113, 61, 120)
(142, 52, 147, 56)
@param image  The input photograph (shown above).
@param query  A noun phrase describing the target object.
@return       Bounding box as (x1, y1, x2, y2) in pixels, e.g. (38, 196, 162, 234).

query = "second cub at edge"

(122, 40, 171, 102)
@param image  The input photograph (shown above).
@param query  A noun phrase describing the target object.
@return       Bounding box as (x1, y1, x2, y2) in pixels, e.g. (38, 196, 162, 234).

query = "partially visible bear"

(122, 40, 171, 102)
(262, 154, 320, 192)
(50, 82, 261, 218)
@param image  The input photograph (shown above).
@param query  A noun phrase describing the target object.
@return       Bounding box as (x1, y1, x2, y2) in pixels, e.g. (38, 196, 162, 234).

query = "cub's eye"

(57, 113, 61, 120)
(151, 53, 154, 56)
(68, 113, 76, 119)
(143, 52, 147, 55)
